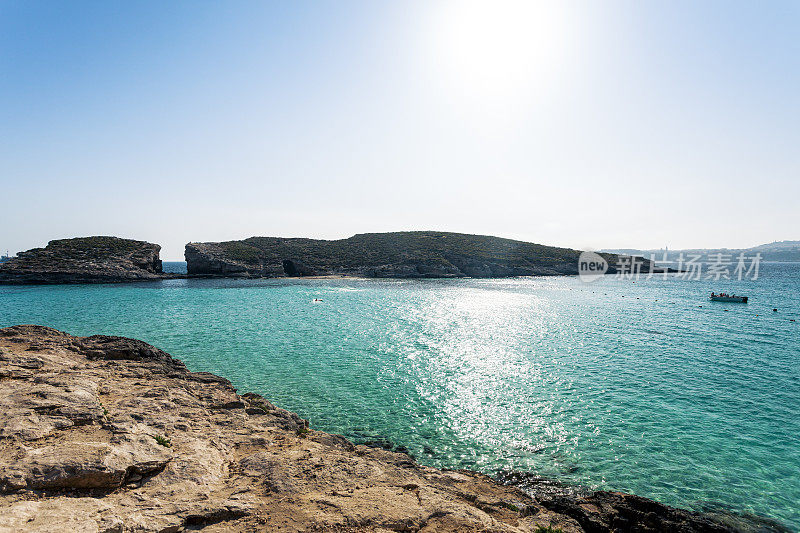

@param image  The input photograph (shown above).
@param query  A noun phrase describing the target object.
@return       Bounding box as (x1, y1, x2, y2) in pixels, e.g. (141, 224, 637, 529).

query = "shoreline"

(0, 268, 682, 286)
(0, 325, 787, 532)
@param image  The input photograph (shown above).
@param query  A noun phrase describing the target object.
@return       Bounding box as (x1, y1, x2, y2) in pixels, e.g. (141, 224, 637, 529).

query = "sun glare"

(429, 0, 569, 102)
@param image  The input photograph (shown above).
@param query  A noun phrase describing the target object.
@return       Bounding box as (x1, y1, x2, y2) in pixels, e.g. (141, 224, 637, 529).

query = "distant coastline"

(602, 240, 800, 263)
(1, 232, 662, 284)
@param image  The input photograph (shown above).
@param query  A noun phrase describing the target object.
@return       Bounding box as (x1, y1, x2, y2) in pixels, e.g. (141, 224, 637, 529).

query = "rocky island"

(186, 231, 633, 278)
(0, 325, 775, 532)
(2, 232, 663, 284)
(0, 237, 163, 284)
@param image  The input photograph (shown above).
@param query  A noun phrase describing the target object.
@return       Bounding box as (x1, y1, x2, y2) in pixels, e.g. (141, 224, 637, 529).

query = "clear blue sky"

(1, 1, 798, 259)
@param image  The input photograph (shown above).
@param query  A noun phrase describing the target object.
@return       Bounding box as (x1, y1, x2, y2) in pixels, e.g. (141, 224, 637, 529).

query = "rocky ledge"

(0, 237, 163, 284)
(0, 326, 780, 532)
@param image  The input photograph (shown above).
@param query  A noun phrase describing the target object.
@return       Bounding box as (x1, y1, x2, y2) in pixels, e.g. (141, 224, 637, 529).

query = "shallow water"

(2, 264, 798, 528)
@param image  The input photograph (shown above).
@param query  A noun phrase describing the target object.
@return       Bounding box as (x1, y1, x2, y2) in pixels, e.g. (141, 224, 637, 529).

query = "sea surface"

(2, 263, 799, 529)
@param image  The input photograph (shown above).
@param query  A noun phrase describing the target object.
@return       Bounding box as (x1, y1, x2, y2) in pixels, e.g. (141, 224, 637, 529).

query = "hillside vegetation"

(186, 231, 622, 278)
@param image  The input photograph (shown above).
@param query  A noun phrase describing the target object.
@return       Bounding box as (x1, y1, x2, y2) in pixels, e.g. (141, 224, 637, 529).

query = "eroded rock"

(0, 237, 163, 284)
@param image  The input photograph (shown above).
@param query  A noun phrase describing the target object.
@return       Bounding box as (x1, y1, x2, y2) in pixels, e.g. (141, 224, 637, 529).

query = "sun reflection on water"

(2, 266, 799, 527)
(386, 285, 584, 474)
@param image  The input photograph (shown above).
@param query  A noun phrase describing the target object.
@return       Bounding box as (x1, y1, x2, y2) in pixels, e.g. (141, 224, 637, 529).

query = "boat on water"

(710, 292, 748, 303)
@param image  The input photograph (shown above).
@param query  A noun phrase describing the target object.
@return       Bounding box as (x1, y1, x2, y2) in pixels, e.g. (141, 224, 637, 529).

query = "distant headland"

(603, 240, 800, 262)
(1, 232, 667, 284)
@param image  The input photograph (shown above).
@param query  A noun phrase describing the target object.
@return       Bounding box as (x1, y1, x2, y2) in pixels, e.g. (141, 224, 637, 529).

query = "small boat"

(710, 292, 748, 303)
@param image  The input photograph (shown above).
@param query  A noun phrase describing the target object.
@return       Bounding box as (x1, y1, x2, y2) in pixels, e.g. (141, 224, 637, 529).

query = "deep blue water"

(162, 261, 187, 274)
(1, 264, 798, 528)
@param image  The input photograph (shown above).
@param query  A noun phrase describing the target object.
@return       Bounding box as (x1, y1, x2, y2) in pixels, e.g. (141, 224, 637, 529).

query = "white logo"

(578, 251, 608, 282)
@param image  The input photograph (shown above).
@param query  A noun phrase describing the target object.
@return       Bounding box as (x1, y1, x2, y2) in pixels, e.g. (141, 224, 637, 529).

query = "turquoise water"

(2, 264, 799, 528)
(162, 261, 188, 274)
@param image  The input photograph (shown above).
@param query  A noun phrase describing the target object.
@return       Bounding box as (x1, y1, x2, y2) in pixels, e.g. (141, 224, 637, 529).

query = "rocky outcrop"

(184, 242, 273, 277)
(185, 231, 639, 279)
(0, 325, 780, 532)
(0, 237, 163, 284)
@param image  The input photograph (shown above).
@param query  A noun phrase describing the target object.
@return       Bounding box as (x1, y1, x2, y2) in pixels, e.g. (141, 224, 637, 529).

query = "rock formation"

(0, 325, 776, 532)
(185, 231, 635, 279)
(0, 237, 163, 284)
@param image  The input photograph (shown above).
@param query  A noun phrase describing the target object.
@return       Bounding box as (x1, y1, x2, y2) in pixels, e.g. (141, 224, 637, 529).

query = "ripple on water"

(1, 265, 798, 529)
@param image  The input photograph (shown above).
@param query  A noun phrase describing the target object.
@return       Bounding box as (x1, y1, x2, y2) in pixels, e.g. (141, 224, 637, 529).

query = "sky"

(1, 1, 798, 260)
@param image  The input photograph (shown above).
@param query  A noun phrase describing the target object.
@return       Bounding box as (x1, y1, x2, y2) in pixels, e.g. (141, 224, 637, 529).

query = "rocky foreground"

(0, 237, 163, 284)
(0, 326, 779, 532)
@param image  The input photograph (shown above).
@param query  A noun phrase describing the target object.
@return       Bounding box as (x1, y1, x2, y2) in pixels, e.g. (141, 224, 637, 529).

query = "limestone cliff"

(185, 231, 627, 279)
(0, 326, 777, 532)
(0, 237, 163, 284)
